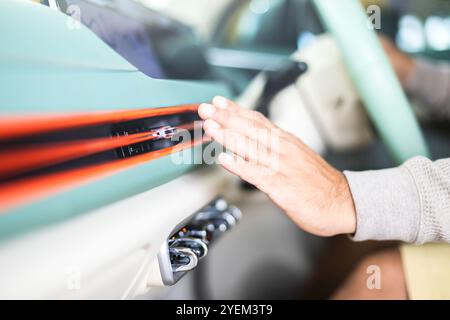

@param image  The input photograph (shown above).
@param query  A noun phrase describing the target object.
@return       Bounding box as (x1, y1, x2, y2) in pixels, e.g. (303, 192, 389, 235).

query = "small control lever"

(192, 199, 242, 241)
(169, 247, 199, 273)
(169, 237, 208, 260)
(176, 229, 208, 242)
(156, 198, 242, 286)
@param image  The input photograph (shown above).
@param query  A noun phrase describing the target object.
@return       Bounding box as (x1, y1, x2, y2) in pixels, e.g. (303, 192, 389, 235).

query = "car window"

(216, 0, 324, 55)
(396, 8, 450, 59)
(216, 0, 449, 60)
(374, 0, 450, 60)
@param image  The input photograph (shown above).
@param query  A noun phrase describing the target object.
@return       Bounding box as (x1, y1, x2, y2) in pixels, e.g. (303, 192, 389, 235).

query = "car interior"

(1, 0, 449, 300)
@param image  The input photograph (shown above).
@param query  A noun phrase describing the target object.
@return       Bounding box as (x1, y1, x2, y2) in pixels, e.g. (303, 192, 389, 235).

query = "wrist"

(332, 172, 357, 236)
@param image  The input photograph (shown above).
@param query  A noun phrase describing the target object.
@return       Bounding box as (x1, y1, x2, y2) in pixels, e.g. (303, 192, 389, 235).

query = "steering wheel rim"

(313, 0, 429, 164)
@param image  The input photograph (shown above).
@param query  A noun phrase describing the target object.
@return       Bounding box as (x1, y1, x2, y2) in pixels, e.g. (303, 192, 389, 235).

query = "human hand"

(379, 35, 416, 86)
(199, 97, 356, 237)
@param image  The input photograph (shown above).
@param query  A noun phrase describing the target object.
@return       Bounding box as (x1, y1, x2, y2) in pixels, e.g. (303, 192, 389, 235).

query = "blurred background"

(32, 0, 450, 299)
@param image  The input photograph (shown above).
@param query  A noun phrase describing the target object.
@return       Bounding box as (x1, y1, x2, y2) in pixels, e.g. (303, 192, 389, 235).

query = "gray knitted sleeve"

(343, 60, 450, 243)
(344, 157, 450, 244)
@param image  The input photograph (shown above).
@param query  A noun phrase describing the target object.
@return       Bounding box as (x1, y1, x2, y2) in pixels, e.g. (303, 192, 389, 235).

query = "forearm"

(406, 59, 450, 119)
(345, 157, 450, 244)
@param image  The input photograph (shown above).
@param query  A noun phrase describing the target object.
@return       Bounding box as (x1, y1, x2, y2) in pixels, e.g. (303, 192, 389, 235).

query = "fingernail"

(199, 103, 216, 118)
(205, 119, 221, 130)
(213, 96, 229, 109)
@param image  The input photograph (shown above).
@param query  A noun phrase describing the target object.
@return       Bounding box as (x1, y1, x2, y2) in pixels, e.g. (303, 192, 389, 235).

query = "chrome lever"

(169, 247, 199, 273)
(227, 205, 243, 221)
(169, 237, 208, 259)
(150, 126, 178, 140)
(155, 198, 243, 287)
(195, 211, 237, 227)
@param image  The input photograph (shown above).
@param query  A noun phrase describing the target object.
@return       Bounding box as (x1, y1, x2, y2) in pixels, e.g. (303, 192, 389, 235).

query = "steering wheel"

(313, 0, 429, 164)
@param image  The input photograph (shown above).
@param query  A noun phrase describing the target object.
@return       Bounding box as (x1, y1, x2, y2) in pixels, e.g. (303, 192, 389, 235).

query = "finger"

(207, 113, 277, 147)
(198, 103, 217, 120)
(218, 152, 278, 191)
(204, 119, 282, 165)
(204, 119, 280, 168)
(200, 96, 275, 131)
(212, 96, 238, 111)
(199, 105, 279, 150)
(212, 96, 276, 129)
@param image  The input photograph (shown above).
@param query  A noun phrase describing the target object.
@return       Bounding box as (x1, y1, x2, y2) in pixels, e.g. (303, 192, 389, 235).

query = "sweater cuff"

(344, 166, 421, 243)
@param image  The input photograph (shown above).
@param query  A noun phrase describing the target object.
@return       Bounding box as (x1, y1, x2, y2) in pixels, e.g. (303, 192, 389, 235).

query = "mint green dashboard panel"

(0, 0, 230, 238)
(0, 0, 228, 113)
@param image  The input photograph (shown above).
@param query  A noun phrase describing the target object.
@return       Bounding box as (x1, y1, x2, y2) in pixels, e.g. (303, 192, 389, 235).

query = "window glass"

(377, 0, 450, 59)
(218, 0, 324, 54)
